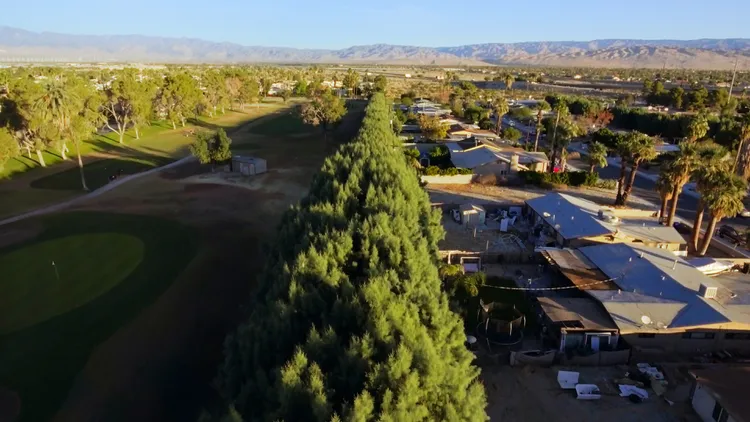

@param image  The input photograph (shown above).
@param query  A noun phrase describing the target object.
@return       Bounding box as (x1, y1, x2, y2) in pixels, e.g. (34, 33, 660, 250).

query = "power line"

(481, 276, 619, 291)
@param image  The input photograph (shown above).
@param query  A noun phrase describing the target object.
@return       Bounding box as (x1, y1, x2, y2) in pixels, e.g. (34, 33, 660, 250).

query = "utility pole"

(727, 57, 739, 106)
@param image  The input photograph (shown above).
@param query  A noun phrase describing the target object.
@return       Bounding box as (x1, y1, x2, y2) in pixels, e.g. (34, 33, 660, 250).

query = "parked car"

(673, 222, 691, 235)
(718, 225, 746, 245)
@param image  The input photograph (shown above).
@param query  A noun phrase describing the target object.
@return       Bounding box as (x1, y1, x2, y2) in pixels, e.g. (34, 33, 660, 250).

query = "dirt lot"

(46, 102, 367, 422)
(483, 365, 699, 422)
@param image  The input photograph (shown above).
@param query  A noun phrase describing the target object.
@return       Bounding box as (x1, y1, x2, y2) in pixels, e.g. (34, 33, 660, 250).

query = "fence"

(561, 348, 631, 366)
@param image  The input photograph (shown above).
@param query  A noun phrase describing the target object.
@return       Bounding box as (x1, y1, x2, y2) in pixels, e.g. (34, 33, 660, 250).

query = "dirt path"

(0, 109, 291, 227)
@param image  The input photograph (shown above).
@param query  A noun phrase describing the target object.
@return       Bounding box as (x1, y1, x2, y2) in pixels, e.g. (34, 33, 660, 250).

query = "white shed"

(459, 204, 486, 226)
(231, 156, 267, 176)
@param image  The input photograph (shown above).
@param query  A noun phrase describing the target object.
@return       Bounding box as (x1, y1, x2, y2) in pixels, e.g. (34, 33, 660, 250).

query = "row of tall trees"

(213, 93, 487, 421)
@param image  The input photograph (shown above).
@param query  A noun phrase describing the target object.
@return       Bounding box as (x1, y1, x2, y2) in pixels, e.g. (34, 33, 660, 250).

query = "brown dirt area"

(46, 101, 367, 422)
(483, 365, 700, 422)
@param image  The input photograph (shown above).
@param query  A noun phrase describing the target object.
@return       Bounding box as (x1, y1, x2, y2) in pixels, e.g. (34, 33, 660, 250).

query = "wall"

(561, 349, 630, 366)
(420, 174, 475, 184)
(623, 330, 750, 355)
(474, 162, 510, 177)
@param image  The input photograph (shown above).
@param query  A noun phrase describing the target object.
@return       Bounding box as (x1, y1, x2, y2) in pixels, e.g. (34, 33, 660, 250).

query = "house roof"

(538, 296, 618, 331)
(691, 366, 750, 422)
(448, 145, 503, 169)
(540, 248, 618, 290)
(232, 155, 265, 164)
(525, 192, 683, 244)
(579, 243, 750, 332)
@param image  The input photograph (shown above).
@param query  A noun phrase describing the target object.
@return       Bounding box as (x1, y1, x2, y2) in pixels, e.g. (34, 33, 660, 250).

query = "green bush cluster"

(424, 166, 474, 176)
(216, 93, 487, 421)
(518, 170, 599, 187)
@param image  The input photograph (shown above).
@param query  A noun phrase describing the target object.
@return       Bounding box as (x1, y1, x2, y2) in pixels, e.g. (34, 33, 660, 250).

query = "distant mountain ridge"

(1, 26, 749, 69)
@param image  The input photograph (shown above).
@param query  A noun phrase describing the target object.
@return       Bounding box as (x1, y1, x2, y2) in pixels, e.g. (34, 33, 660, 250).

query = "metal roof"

(579, 243, 750, 332)
(526, 193, 613, 239)
(525, 192, 684, 244)
(538, 297, 618, 331)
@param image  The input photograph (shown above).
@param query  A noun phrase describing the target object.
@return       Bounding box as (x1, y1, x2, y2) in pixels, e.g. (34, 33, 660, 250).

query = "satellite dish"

(543, 212, 551, 218)
(641, 315, 653, 325)
(466, 335, 477, 344)
(656, 321, 666, 329)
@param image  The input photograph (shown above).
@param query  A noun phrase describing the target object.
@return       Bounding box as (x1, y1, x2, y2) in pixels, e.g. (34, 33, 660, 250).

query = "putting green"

(0, 233, 145, 335)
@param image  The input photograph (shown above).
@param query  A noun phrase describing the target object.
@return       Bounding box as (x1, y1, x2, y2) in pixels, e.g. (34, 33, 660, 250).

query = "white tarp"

(688, 257, 734, 276)
(619, 384, 649, 399)
(557, 370, 579, 389)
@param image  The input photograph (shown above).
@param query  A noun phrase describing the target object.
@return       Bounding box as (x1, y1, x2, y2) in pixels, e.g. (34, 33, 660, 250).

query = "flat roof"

(691, 366, 750, 422)
(526, 192, 683, 244)
(579, 243, 750, 331)
(538, 296, 618, 331)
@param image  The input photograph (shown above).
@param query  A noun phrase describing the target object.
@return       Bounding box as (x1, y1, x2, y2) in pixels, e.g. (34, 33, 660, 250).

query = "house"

(447, 143, 548, 177)
(690, 366, 750, 422)
(447, 124, 498, 141)
(230, 156, 267, 176)
(566, 243, 750, 355)
(538, 296, 620, 352)
(525, 192, 687, 252)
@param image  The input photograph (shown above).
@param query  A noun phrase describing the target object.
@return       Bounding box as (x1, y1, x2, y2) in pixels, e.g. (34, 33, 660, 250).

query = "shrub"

(424, 166, 473, 176)
(476, 173, 498, 185)
(596, 178, 617, 190)
(519, 170, 595, 188)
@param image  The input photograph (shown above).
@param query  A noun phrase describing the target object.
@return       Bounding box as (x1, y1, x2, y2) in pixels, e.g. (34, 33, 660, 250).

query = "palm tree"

(618, 132, 656, 206)
(665, 142, 700, 226)
(685, 113, 709, 143)
(689, 144, 730, 251)
(504, 73, 514, 91)
(732, 113, 750, 177)
(655, 163, 677, 222)
(698, 172, 747, 255)
(587, 141, 608, 174)
(533, 108, 543, 152)
(493, 99, 509, 136)
(548, 101, 568, 172)
(34, 79, 76, 160)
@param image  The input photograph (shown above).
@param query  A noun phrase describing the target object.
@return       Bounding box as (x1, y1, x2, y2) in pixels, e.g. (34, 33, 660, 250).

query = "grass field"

(248, 109, 312, 136)
(0, 102, 294, 220)
(1, 102, 287, 180)
(0, 212, 197, 422)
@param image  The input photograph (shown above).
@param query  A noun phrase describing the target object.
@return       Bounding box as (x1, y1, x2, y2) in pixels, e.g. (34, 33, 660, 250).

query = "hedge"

(518, 170, 599, 187)
(424, 165, 474, 176)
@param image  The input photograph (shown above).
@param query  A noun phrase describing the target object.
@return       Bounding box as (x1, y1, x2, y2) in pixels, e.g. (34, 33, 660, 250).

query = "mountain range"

(1, 26, 749, 70)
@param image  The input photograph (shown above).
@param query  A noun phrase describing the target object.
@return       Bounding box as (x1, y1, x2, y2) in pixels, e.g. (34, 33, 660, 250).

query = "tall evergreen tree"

(217, 93, 487, 422)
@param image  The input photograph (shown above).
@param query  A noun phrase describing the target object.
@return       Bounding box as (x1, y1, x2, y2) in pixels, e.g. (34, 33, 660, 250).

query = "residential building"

(526, 192, 686, 252)
(691, 366, 750, 422)
(447, 143, 548, 176)
(538, 296, 620, 352)
(542, 243, 750, 355)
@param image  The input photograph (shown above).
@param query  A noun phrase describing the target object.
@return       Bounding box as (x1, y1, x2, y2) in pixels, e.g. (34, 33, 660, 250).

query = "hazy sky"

(4, 0, 749, 49)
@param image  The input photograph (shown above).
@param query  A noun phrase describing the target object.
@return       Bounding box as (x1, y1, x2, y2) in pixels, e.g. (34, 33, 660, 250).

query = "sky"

(3, 0, 750, 49)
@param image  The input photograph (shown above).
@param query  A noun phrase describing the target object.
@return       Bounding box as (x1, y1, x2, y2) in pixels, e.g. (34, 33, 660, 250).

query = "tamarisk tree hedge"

(217, 93, 487, 421)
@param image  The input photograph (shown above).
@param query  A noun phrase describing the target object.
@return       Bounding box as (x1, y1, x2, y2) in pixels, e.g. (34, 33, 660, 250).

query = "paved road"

(595, 162, 750, 232)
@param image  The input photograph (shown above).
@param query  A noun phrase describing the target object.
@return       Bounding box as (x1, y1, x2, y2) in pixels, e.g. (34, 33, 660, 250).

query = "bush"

(476, 173, 498, 185)
(596, 178, 617, 190)
(518, 170, 595, 188)
(424, 165, 473, 176)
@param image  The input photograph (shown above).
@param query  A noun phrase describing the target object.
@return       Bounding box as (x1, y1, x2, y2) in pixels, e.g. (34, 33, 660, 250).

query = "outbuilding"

(231, 156, 267, 176)
(457, 204, 486, 226)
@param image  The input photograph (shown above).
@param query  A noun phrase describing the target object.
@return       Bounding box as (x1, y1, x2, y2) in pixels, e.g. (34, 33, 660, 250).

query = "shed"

(231, 156, 267, 176)
(458, 204, 486, 225)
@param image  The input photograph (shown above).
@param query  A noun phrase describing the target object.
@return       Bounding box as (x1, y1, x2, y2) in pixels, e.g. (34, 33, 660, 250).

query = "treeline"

(0, 66, 365, 177)
(610, 106, 747, 148)
(213, 93, 487, 421)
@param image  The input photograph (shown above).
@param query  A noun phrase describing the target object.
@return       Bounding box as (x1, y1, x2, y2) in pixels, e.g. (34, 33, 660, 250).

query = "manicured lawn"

(0, 233, 145, 334)
(30, 156, 173, 191)
(0, 212, 197, 422)
(248, 110, 314, 136)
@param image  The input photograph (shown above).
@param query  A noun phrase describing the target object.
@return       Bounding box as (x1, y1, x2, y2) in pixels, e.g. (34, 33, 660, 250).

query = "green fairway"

(248, 110, 313, 136)
(0, 212, 196, 422)
(0, 233, 145, 334)
(30, 156, 172, 191)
